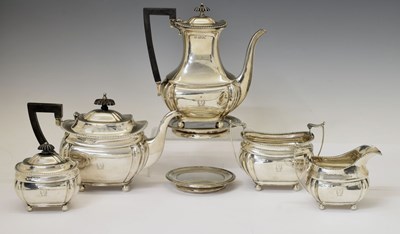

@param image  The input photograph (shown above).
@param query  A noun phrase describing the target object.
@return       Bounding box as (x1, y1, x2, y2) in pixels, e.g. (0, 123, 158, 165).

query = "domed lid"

(61, 94, 147, 137)
(15, 142, 77, 175)
(173, 3, 227, 29)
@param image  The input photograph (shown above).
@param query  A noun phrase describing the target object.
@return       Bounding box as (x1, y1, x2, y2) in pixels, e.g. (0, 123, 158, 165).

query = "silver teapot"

(38, 94, 178, 191)
(15, 103, 80, 211)
(144, 4, 266, 133)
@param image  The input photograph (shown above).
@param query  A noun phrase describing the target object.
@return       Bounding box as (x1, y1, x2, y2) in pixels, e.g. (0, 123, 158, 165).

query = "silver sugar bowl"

(237, 123, 324, 191)
(15, 103, 80, 212)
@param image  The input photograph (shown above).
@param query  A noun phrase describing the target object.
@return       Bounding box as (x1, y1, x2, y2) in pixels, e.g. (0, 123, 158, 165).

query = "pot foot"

(216, 121, 224, 129)
(122, 184, 130, 192)
(255, 184, 262, 191)
(178, 121, 185, 129)
(319, 204, 325, 210)
(79, 185, 85, 192)
(62, 204, 69, 212)
(26, 205, 33, 212)
(293, 184, 300, 191)
(351, 204, 357, 210)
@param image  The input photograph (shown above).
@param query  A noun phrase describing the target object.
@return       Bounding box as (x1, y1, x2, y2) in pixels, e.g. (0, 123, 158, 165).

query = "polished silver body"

(155, 6, 266, 127)
(239, 130, 315, 191)
(58, 96, 178, 191)
(296, 145, 381, 209)
(60, 132, 148, 191)
(15, 148, 80, 211)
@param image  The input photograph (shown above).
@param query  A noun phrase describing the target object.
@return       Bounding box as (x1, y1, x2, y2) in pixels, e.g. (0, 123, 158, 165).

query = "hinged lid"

(173, 3, 227, 29)
(61, 94, 147, 137)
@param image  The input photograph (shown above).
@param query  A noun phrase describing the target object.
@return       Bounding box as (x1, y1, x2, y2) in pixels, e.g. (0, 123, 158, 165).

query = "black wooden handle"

(143, 8, 176, 83)
(27, 103, 63, 146)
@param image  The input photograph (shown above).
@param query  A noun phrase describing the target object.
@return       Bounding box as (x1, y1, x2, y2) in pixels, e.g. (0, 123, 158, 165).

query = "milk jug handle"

(27, 103, 63, 146)
(143, 8, 177, 85)
(307, 122, 325, 156)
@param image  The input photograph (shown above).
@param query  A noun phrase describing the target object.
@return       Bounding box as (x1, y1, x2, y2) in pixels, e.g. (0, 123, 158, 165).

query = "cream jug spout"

(236, 29, 266, 106)
(353, 145, 382, 167)
(145, 111, 179, 168)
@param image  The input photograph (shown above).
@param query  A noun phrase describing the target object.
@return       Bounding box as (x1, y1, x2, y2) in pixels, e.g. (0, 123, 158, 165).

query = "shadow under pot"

(38, 94, 178, 192)
(238, 123, 324, 191)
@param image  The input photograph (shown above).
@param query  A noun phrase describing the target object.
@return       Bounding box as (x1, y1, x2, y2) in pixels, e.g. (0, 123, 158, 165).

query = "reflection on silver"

(59, 95, 179, 191)
(169, 115, 243, 139)
(166, 166, 235, 193)
(146, 4, 266, 128)
(237, 123, 324, 191)
(15, 143, 80, 212)
(295, 145, 382, 210)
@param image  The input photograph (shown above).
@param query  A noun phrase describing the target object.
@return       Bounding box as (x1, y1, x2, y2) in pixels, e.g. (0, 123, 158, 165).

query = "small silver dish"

(166, 166, 235, 193)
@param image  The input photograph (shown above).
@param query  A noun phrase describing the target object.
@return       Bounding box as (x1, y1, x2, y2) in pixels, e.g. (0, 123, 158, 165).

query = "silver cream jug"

(144, 4, 266, 131)
(295, 145, 382, 210)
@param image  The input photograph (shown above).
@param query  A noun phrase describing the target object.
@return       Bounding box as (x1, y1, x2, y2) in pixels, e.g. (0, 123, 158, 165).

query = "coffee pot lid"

(61, 94, 147, 137)
(173, 3, 227, 29)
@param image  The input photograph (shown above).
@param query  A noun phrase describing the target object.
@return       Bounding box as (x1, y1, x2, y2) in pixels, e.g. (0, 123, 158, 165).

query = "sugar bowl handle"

(307, 122, 325, 156)
(27, 103, 63, 146)
(143, 8, 177, 89)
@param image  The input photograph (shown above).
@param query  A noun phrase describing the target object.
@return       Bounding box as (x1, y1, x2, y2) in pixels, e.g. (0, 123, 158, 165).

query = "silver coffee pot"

(144, 4, 266, 134)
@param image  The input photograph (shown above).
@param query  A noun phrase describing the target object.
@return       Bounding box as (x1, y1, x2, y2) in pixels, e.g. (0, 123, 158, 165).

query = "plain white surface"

(1, 139, 399, 234)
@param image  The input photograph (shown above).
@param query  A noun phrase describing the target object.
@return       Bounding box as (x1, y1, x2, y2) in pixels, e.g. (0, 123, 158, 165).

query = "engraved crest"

(96, 162, 105, 170)
(275, 164, 283, 172)
(336, 187, 344, 197)
(39, 189, 47, 197)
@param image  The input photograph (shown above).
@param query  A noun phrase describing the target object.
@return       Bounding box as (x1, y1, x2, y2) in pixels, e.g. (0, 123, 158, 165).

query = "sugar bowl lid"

(61, 94, 147, 137)
(173, 3, 227, 29)
(15, 142, 77, 175)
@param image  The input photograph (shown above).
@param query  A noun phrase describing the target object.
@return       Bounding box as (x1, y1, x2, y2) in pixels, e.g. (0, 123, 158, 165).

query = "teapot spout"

(145, 111, 179, 168)
(353, 145, 382, 167)
(236, 29, 266, 106)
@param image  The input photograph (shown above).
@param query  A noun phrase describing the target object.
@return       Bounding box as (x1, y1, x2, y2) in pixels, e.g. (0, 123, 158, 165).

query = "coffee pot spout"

(236, 29, 266, 106)
(145, 111, 179, 168)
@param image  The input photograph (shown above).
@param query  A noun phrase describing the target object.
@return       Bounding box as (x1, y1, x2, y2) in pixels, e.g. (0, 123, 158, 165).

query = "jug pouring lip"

(310, 145, 382, 170)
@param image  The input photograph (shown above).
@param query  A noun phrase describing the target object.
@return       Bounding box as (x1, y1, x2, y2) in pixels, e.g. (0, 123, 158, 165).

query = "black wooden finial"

(94, 93, 115, 111)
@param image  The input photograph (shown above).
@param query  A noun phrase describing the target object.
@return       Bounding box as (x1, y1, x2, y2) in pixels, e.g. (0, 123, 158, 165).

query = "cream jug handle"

(27, 103, 63, 146)
(307, 122, 325, 156)
(143, 8, 177, 94)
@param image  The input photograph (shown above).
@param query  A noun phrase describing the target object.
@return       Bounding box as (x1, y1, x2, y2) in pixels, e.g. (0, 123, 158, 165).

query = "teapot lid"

(61, 94, 147, 137)
(15, 142, 78, 175)
(173, 3, 227, 29)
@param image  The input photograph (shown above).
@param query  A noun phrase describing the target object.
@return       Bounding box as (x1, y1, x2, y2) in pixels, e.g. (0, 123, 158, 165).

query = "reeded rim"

(166, 166, 235, 190)
(61, 119, 147, 138)
(242, 131, 314, 144)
